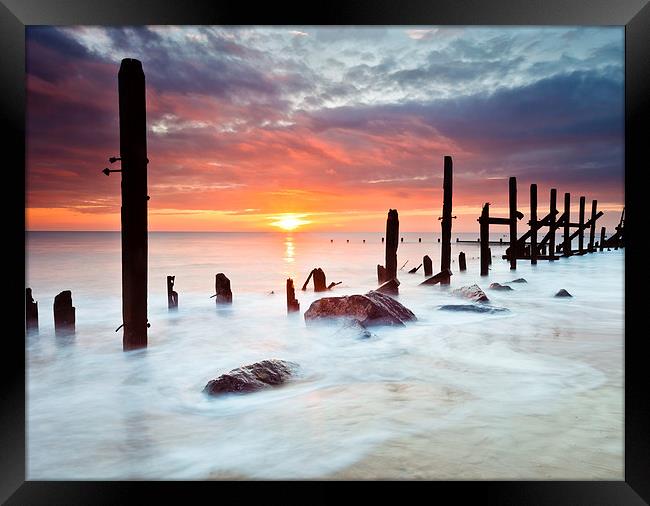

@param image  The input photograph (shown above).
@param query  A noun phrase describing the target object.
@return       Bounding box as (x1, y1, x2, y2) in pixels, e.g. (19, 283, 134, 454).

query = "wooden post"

(119, 58, 148, 350)
(600, 227, 606, 251)
(377, 265, 387, 284)
(26, 288, 38, 333)
(588, 200, 597, 252)
(458, 252, 466, 271)
(440, 156, 453, 284)
(423, 255, 432, 277)
(479, 203, 490, 276)
(549, 189, 557, 261)
(54, 290, 75, 336)
(286, 278, 300, 313)
(578, 196, 585, 254)
(530, 184, 538, 265)
(563, 193, 571, 256)
(385, 209, 399, 281)
(488, 247, 492, 265)
(508, 177, 517, 270)
(167, 276, 178, 309)
(214, 273, 232, 304)
(313, 268, 327, 292)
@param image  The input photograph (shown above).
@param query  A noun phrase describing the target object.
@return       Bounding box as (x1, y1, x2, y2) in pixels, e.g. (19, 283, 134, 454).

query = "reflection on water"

(26, 232, 623, 479)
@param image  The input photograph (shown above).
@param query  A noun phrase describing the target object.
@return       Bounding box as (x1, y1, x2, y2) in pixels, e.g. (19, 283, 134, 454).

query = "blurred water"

(25, 231, 623, 479)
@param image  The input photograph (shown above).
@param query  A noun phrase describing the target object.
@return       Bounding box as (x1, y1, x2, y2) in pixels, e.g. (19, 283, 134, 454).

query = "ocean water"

(25, 231, 624, 479)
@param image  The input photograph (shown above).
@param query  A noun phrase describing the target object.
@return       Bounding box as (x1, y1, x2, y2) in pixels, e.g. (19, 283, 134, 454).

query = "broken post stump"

(423, 255, 432, 277)
(458, 252, 467, 271)
(600, 227, 606, 252)
(377, 265, 388, 284)
(377, 278, 400, 295)
(54, 290, 75, 336)
(530, 184, 538, 265)
(408, 263, 423, 274)
(167, 275, 178, 309)
(420, 269, 452, 286)
(578, 196, 586, 254)
(26, 288, 38, 333)
(286, 278, 300, 313)
(563, 193, 571, 256)
(302, 268, 328, 292)
(549, 189, 557, 261)
(214, 273, 232, 304)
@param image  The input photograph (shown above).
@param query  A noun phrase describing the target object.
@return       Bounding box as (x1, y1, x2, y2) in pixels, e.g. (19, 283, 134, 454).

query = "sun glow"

(270, 214, 311, 231)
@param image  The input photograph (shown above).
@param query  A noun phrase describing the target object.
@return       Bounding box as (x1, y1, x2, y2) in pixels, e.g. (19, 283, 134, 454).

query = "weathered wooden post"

(167, 276, 178, 310)
(439, 156, 453, 284)
(588, 200, 598, 252)
(530, 184, 538, 265)
(600, 226, 606, 251)
(458, 252, 467, 271)
(286, 278, 300, 313)
(549, 189, 557, 261)
(563, 193, 571, 256)
(488, 247, 492, 265)
(508, 177, 517, 270)
(118, 58, 148, 350)
(385, 209, 399, 282)
(214, 273, 232, 304)
(313, 268, 327, 292)
(54, 290, 75, 336)
(578, 196, 586, 254)
(26, 288, 38, 333)
(479, 203, 490, 276)
(423, 255, 432, 277)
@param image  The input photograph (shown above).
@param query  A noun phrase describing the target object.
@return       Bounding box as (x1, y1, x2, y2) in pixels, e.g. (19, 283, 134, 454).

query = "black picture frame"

(3, 0, 648, 503)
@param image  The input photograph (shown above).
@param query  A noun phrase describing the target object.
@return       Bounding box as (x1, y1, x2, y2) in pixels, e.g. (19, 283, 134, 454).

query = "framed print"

(2, 0, 649, 503)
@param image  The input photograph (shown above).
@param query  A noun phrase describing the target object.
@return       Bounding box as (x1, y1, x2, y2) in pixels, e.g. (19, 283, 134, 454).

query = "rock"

(555, 289, 572, 298)
(438, 304, 509, 314)
(336, 319, 376, 339)
(377, 278, 399, 295)
(304, 290, 416, 326)
(203, 359, 298, 396)
(508, 278, 527, 283)
(489, 282, 513, 291)
(452, 284, 489, 302)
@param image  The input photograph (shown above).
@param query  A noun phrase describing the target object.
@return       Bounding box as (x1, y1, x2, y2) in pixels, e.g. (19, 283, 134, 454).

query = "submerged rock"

(304, 290, 416, 326)
(203, 359, 298, 396)
(508, 278, 527, 283)
(452, 284, 489, 302)
(555, 289, 573, 298)
(336, 319, 376, 339)
(438, 304, 509, 314)
(489, 282, 513, 291)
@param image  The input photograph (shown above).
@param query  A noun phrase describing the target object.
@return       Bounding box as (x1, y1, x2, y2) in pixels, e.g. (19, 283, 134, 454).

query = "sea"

(25, 231, 624, 479)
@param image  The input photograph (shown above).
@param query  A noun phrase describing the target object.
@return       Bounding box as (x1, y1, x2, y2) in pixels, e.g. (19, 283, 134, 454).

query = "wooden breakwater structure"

(475, 177, 622, 274)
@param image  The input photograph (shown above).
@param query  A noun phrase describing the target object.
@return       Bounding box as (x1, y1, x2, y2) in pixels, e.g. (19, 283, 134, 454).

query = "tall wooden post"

(440, 156, 453, 284)
(385, 209, 399, 281)
(508, 177, 517, 270)
(458, 252, 467, 271)
(549, 189, 557, 261)
(563, 193, 571, 256)
(26, 288, 38, 333)
(479, 203, 490, 276)
(578, 196, 585, 254)
(588, 200, 597, 252)
(530, 184, 538, 265)
(119, 58, 148, 350)
(600, 227, 606, 251)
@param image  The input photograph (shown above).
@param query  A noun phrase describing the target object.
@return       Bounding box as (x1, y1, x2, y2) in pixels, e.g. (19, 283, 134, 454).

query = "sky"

(26, 26, 624, 232)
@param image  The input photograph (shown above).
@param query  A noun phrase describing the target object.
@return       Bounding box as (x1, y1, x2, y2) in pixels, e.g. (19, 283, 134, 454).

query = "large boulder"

(304, 290, 416, 326)
(452, 284, 489, 302)
(203, 359, 298, 396)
